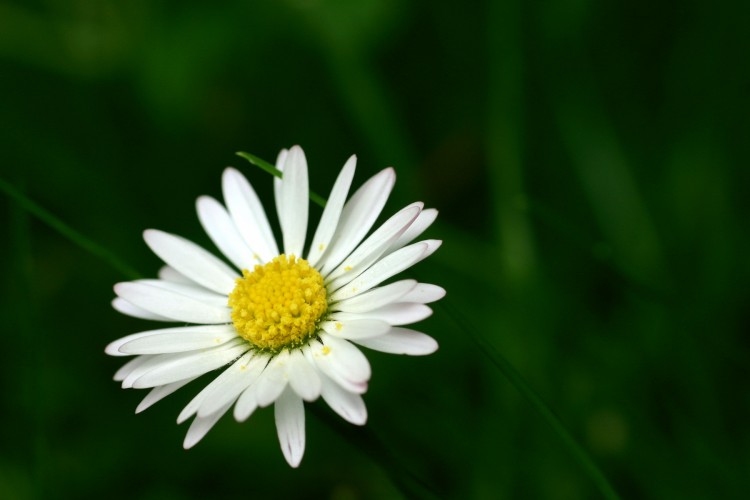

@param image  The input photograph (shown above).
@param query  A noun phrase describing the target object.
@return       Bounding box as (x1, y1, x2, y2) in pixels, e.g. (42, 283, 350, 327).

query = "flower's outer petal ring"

(319, 168, 395, 274)
(287, 348, 321, 402)
(320, 373, 367, 425)
(386, 208, 439, 254)
(306, 155, 356, 267)
(157, 266, 194, 284)
(112, 298, 172, 322)
(353, 327, 438, 355)
(275, 386, 306, 468)
(331, 303, 433, 326)
(197, 353, 264, 418)
(399, 283, 446, 304)
(325, 203, 422, 286)
(106, 324, 237, 356)
(311, 334, 371, 388)
(255, 351, 291, 407)
(331, 279, 417, 313)
(183, 400, 233, 449)
(234, 380, 261, 422)
(197, 195, 257, 270)
(130, 279, 228, 308)
(320, 319, 391, 340)
(131, 340, 248, 389)
(114, 355, 149, 382)
(274, 148, 289, 230)
(329, 242, 428, 302)
(136, 377, 198, 414)
(279, 145, 308, 258)
(144, 229, 237, 295)
(222, 167, 279, 262)
(114, 282, 231, 324)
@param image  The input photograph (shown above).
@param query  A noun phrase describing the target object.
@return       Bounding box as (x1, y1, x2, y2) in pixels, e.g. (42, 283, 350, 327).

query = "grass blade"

(236, 151, 327, 208)
(439, 299, 622, 500)
(0, 177, 141, 280)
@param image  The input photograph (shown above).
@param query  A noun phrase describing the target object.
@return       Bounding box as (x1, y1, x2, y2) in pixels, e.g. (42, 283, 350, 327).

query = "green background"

(1, 1, 748, 498)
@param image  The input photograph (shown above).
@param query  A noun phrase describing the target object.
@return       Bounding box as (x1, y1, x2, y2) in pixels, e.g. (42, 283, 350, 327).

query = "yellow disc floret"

(228, 254, 327, 352)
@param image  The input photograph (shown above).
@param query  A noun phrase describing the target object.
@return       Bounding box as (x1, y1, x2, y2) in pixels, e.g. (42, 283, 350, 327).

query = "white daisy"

(106, 145, 444, 467)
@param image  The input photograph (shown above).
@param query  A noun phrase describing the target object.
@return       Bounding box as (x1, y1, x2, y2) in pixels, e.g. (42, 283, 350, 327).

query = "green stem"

(0, 177, 141, 280)
(439, 300, 622, 500)
(236, 151, 327, 208)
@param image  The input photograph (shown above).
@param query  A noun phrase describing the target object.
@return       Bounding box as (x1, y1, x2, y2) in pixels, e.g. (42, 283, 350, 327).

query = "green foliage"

(1, 0, 748, 498)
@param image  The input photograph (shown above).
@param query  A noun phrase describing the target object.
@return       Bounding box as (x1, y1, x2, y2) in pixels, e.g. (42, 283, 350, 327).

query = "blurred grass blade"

(439, 300, 622, 500)
(236, 151, 327, 208)
(0, 177, 141, 280)
(487, 0, 537, 287)
(310, 404, 440, 500)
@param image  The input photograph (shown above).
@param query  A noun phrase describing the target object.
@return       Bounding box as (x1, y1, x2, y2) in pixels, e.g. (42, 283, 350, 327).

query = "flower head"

(106, 146, 444, 467)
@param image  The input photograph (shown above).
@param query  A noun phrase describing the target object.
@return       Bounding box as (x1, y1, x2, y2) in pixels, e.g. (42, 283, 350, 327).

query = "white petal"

(274, 148, 289, 228)
(399, 283, 446, 304)
(183, 400, 232, 449)
(320, 319, 391, 340)
(197, 353, 264, 418)
(106, 324, 236, 356)
(332, 304, 433, 326)
(130, 279, 228, 308)
(114, 355, 149, 382)
(320, 373, 367, 425)
(114, 282, 231, 324)
(255, 351, 290, 407)
(331, 280, 416, 313)
(157, 266, 193, 284)
(197, 196, 257, 270)
(353, 327, 438, 355)
(329, 242, 428, 302)
(275, 387, 306, 467)
(144, 229, 237, 295)
(131, 340, 248, 389)
(136, 377, 197, 413)
(112, 298, 172, 322)
(121, 353, 182, 388)
(287, 348, 321, 402)
(234, 381, 260, 422)
(222, 167, 279, 262)
(421, 239, 443, 260)
(386, 208, 439, 254)
(308, 335, 370, 393)
(319, 168, 395, 274)
(278, 146, 309, 257)
(118, 325, 239, 355)
(325, 203, 422, 286)
(177, 382, 209, 425)
(306, 155, 356, 267)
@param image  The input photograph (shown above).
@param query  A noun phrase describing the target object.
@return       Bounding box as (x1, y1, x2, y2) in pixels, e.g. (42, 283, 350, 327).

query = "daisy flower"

(106, 146, 443, 467)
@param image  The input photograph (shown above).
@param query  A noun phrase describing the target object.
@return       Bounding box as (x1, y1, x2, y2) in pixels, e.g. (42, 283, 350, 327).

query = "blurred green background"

(1, 0, 748, 498)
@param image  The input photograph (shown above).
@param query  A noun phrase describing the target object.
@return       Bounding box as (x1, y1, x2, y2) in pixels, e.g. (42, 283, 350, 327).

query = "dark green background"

(1, 1, 748, 498)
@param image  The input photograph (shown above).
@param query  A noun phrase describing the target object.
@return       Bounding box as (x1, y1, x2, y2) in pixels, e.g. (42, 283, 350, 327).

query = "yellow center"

(228, 254, 327, 352)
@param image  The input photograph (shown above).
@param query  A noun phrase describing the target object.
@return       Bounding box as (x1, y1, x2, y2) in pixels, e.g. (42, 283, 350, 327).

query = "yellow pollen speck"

(344, 266, 352, 271)
(253, 253, 260, 261)
(318, 243, 325, 252)
(322, 346, 331, 355)
(335, 322, 343, 331)
(228, 254, 328, 352)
